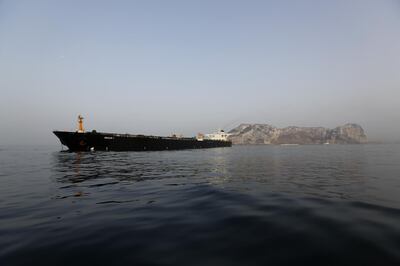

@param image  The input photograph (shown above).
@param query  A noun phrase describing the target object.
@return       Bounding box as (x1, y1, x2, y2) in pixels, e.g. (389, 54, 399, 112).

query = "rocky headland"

(228, 123, 367, 145)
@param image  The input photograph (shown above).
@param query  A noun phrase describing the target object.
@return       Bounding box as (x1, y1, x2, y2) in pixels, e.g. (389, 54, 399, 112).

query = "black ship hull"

(53, 131, 232, 152)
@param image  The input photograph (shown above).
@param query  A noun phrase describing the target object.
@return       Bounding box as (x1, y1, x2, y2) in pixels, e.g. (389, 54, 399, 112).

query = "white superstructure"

(204, 130, 230, 141)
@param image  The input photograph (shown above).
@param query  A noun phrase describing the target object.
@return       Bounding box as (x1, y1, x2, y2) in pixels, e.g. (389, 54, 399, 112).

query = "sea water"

(1, 144, 400, 265)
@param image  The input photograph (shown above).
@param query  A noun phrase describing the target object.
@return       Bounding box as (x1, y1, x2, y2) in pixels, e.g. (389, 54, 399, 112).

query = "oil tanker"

(53, 116, 232, 152)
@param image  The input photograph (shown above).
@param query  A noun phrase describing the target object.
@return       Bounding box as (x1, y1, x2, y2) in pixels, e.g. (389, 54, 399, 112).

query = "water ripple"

(1, 145, 400, 265)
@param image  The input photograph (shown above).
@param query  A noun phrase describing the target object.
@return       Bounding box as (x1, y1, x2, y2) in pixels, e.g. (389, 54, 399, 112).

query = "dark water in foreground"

(1, 144, 400, 265)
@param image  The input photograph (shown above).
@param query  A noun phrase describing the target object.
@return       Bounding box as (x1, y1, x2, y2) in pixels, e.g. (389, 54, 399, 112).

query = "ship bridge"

(204, 130, 230, 141)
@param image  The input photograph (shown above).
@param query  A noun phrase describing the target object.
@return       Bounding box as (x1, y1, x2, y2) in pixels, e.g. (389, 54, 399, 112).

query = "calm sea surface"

(1, 144, 400, 265)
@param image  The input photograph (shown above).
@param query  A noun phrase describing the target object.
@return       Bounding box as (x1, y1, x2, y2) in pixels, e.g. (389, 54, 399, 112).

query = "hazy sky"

(1, 0, 399, 144)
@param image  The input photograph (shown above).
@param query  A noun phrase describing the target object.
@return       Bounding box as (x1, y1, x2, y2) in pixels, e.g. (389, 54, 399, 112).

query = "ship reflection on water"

(53, 149, 223, 184)
(52, 145, 372, 201)
(51, 148, 236, 203)
(43, 145, 400, 266)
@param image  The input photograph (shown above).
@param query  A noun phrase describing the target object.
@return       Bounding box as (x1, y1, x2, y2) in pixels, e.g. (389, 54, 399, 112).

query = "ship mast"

(77, 115, 84, 133)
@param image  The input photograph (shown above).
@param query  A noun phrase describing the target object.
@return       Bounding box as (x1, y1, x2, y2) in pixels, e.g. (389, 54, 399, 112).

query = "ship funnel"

(77, 115, 84, 133)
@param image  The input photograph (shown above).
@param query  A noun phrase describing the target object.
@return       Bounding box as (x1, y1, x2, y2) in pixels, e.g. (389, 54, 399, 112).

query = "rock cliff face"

(228, 123, 367, 145)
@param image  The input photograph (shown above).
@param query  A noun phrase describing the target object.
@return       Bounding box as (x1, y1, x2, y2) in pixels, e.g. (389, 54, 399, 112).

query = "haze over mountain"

(228, 123, 367, 145)
(1, 1, 399, 145)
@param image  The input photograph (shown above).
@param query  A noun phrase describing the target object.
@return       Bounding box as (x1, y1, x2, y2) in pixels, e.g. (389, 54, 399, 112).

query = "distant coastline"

(228, 123, 367, 145)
